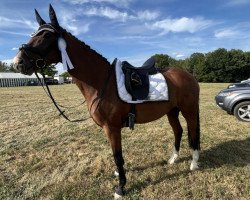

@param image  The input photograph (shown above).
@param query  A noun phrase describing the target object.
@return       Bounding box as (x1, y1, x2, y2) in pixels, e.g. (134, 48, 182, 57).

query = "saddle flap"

(123, 68, 150, 100)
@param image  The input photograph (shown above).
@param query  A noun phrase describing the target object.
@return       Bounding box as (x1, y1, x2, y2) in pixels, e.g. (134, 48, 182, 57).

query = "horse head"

(13, 4, 62, 75)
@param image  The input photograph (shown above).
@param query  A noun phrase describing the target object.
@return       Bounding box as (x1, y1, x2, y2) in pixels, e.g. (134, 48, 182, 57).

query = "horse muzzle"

(13, 54, 34, 75)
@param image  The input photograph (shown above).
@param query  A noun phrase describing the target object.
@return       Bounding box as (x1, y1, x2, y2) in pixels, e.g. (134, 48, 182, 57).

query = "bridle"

(18, 24, 60, 71)
(18, 24, 88, 122)
(19, 44, 48, 71)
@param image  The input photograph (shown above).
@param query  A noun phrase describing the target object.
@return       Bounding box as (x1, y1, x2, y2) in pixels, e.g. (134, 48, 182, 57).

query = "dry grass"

(0, 83, 249, 200)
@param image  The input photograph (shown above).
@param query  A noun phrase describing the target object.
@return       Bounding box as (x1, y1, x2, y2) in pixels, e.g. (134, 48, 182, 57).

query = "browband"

(31, 24, 59, 37)
(29, 23, 74, 71)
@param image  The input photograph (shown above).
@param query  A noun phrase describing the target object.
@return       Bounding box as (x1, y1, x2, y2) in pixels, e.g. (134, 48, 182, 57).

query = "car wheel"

(234, 101, 250, 122)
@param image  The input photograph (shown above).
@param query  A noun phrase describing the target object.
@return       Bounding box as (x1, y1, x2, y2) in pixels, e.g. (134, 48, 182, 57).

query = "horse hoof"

(114, 192, 123, 199)
(168, 153, 178, 164)
(114, 186, 124, 199)
(190, 161, 199, 171)
(114, 170, 119, 177)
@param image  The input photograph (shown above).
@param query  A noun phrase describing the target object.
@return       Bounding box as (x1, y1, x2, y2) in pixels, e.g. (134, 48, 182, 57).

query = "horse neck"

(62, 32, 111, 99)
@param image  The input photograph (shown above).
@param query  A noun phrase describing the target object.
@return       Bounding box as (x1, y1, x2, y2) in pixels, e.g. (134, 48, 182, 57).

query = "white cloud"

(175, 54, 185, 58)
(82, 7, 130, 21)
(54, 8, 91, 35)
(151, 17, 213, 34)
(63, 0, 132, 7)
(214, 28, 240, 38)
(227, 0, 250, 6)
(137, 10, 160, 21)
(55, 63, 65, 75)
(0, 30, 29, 36)
(81, 6, 162, 22)
(172, 52, 185, 58)
(120, 54, 153, 66)
(64, 23, 90, 35)
(0, 16, 37, 30)
(2, 59, 13, 65)
(11, 47, 19, 51)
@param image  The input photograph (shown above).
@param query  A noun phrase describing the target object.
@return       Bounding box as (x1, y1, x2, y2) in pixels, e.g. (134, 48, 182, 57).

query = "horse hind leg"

(184, 110, 200, 170)
(167, 107, 183, 164)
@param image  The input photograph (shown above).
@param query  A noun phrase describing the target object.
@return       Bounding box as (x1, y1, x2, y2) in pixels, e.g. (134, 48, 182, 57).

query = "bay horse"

(13, 5, 200, 199)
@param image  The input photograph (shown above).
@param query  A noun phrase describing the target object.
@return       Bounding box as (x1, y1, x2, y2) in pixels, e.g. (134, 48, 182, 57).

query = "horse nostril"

(16, 65, 21, 71)
(15, 59, 24, 71)
(19, 59, 24, 65)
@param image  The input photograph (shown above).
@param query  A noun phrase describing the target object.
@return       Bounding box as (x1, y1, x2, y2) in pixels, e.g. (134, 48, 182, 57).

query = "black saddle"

(122, 57, 158, 100)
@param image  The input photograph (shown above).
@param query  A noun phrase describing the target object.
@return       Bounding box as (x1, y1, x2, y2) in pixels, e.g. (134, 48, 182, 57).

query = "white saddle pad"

(115, 59, 169, 104)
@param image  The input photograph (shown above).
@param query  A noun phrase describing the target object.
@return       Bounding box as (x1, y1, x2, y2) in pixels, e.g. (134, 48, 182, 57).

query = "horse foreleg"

(113, 150, 126, 199)
(104, 126, 126, 199)
(167, 108, 183, 164)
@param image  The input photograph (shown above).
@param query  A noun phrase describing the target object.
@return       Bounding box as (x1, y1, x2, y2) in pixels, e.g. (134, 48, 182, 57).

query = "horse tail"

(187, 109, 200, 150)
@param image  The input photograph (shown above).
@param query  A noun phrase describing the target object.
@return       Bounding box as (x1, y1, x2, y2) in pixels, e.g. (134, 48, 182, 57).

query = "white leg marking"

(168, 147, 178, 164)
(190, 150, 199, 170)
(114, 192, 122, 199)
(114, 170, 119, 177)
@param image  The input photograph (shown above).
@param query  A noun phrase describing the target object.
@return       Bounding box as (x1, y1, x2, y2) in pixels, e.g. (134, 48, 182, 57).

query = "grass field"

(0, 83, 249, 200)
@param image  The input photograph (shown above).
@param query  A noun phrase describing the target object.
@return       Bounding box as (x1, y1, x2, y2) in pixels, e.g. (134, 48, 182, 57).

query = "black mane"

(34, 24, 111, 66)
(64, 29, 110, 66)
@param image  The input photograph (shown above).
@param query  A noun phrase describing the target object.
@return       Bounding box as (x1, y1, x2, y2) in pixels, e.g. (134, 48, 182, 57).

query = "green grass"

(0, 83, 249, 199)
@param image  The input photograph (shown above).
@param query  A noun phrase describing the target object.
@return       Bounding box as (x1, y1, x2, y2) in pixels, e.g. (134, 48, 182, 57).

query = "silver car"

(215, 87, 250, 122)
(227, 79, 250, 88)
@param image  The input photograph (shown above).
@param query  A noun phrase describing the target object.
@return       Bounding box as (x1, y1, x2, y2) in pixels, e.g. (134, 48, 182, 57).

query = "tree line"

(0, 61, 16, 73)
(153, 48, 250, 83)
(0, 61, 58, 77)
(0, 61, 70, 80)
(1, 48, 250, 82)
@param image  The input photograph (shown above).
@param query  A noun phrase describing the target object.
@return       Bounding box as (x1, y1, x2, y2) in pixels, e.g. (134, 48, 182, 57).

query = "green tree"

(0, 61, 8, 72)
(0, 61, 18, 72)
(176, 58, 189, 70)
(151, 48, 250, 83)
(204, 48, 229, 82)
(153, 54, 190, 71)
(227, 49, 249, 82)
(60, 71, 70, 81)
(8, 63, 18, 72)
(43, 64, 58, 77)
(153, 54, 171, 69)
(244, 52, 250, 80)
(188, 53, 206, 81)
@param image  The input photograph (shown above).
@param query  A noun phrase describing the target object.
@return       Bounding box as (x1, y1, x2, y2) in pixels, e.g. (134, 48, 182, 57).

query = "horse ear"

(35, 9, 46, 26)
(49, 4, 60, 29)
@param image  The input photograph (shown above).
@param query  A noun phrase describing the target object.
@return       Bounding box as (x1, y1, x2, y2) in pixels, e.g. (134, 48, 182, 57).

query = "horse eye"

(44, 32, 53, 39)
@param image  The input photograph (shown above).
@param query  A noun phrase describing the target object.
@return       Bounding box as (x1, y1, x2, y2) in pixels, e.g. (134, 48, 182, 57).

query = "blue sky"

(1, 0, 250, 74)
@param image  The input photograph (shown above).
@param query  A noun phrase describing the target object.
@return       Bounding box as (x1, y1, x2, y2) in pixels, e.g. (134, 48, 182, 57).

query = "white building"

(54, 76, 64, 84)
(0, 72, 44, 87)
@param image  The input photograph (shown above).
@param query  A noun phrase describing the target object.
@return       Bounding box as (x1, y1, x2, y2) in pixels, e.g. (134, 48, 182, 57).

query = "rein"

(35, 70, 89, 122)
